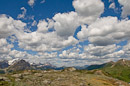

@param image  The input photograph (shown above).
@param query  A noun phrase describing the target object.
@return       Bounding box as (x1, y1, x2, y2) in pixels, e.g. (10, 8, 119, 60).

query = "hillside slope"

(102, 59, 130, 82)
(0, 70, 129, 86)
(86, 59, 130, 82)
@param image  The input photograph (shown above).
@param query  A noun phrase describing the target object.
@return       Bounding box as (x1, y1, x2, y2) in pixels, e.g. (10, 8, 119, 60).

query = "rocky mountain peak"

(114, 59, 130, 67)
(7, 59, 31, 72)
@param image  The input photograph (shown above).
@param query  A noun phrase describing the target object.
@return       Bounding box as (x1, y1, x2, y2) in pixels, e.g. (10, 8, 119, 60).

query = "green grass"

(102, 65, 130, 82)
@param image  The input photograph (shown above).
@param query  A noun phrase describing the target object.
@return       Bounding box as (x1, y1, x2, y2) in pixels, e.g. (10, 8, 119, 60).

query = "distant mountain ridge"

(0, 60, 9, 69)
(86, 61, 114, 70)
(0, 59, 130, 82)
(86, 59, 130, 70)
(0, 59, 129, 70)
(6, 59, 64, 71)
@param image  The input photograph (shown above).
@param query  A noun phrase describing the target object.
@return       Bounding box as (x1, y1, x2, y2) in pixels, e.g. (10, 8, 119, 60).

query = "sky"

(0, 0, 130, 67)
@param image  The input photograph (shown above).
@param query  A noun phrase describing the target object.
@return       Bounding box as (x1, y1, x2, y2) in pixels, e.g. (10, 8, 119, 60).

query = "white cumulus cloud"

(118, 0, 130, 18)
(77, 16, 130, 46)
(0, 14, 26, 39)
(73, 0, 104, 24)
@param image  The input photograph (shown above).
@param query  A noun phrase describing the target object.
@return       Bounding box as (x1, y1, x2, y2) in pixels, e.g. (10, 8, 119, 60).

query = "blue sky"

(0, 0, 130, 66)
(0, 0, 74, 20)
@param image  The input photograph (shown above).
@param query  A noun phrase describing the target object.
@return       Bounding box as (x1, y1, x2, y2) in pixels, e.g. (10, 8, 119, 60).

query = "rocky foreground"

(0, 69, 129, 86)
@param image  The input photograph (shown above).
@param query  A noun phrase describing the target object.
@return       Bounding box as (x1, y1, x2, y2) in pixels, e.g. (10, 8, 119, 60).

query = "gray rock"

(80, 83, 86, 86)
(0, 76, 10, 82)
(64, 67, 76, 72)
(43, 80, 51, 84)
(12, 74, 23, 79)
(15, 78, 21, 81)
(34, 73, 43, 77)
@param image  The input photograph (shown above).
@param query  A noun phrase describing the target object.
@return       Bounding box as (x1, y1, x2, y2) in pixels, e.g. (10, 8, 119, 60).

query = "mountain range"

(0, 59, 130, 83)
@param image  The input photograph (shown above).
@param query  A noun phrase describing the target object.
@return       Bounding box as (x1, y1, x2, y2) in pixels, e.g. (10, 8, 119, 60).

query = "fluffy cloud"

(17, 7, 27, 19)
(103, 50, 124, 59)
(37, 19, 54, 33)
(73, 0, 104, 24)
(9, 50, 30, 59)
(16, 0, 105, 52)
(32, 20, 37, 26)
(59, 44, 125, 66)
(59, 49, 80, 59)
(0, 39, 13, 55)
(84, 44, 118, 56)
(0, 48, 59, 65)
(1, 0, 130, 66)
(18, 31, 78, 52)
(0, 14, 30, 61)
(17, 18, 78, 52)
(122, 42, 130, 59)
(37, 20, 49, 33)
(0, 39, 14, 60)
(118, 0, 130, 18)
(59, 44, 120, 59)
(109, 2, 116, 9)
(28, 0, 35, 7)
(38, 52, 57, 59)
(109, 0, 114, 2)
(0, 14, 26, 39)
(77, 25, 88, 41)
(40, 0, 45, 3)
(77, 17, 130, 46)
(15, 12, 80, 52)
(53, 12, 80, 38)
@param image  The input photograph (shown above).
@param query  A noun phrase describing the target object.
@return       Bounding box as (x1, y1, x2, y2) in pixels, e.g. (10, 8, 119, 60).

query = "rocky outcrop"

(63, 67, 76, 72)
